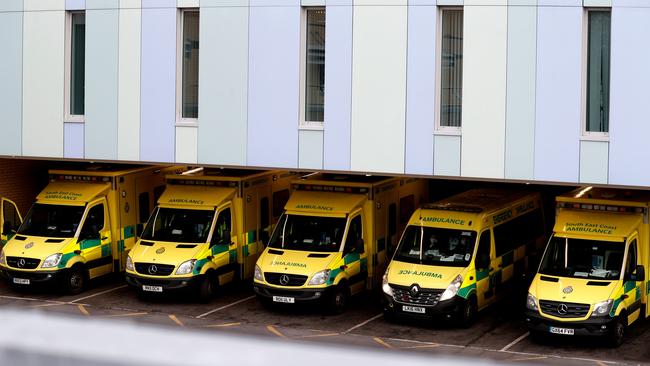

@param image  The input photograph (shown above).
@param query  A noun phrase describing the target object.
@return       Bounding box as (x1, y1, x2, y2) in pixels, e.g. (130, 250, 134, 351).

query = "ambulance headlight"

(591, 299, 613, 317)
(126, 255, 134, 271)
(382, 272, 393, 297)
(0, 248, 5, 265)
(41, 253, 63, 268)
(254, 264, 263, 281)
(308, 269, 331, 285)
(176, 259, 196, 275)
(526, 293, 539, 311)
(440, 275, 463, 301)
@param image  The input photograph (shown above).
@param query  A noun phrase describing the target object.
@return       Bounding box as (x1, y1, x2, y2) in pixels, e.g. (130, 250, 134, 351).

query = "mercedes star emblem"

(17, 258, 26, 268)
(156, 247, 165, 254)
(279, 274, 290, 286)
(562, 286, 573, 294)
(24, 242, 34, 249)
(557, 303, 569, 315)
(148, 264, 158, 275)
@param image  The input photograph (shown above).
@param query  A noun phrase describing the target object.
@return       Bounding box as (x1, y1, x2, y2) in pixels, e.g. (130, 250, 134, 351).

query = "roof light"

(575, 186, 593, 198)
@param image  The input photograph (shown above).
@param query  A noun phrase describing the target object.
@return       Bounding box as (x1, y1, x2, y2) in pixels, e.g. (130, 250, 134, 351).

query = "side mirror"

(356, 238, 365, 254)
(626, 265, 645, 282)
(476, 253, 490, 270)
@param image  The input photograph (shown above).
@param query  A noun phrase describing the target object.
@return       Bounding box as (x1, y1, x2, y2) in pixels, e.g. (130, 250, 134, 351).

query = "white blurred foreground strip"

(0, 309, 491, 366)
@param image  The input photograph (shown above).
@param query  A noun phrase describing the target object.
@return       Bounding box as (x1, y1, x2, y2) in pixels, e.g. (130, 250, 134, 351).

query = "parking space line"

(507, 356, 547, 362)
(373, 337, 393, 349)
(402, 344, 440, 349)
(0, 295, 46, 302)
(196, 295, 255, 319)
(342, 313, 382, 334)
(500, 332, 529, 352)
(266, 325, 286, 338)
(168, 314, 184, 327)
(298, 332, 340, 339)
(101, 312, 148, 318)
(69, 285, 127, 304)
(77, 305, 90, 317)
(29, 302, 66, 308)
(203, 322, 241, 328)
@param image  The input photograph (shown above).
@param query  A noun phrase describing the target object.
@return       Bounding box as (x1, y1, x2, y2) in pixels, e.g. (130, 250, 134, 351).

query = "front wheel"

(459, 297, 478, 328)
(327, 285, 349, 315)
(607, 317, 626, 348)
(197, 275, 215, 303)
(64, 266, 86, 295)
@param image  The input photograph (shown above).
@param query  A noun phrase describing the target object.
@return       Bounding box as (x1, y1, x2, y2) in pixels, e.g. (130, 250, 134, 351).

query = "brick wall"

(0, 158, 49, 215)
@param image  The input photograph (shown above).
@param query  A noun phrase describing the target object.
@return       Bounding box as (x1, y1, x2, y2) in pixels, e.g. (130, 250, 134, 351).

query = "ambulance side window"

(80, 204, 105, 240)
(625, 240, 637, 276)
(476, 230, 491, 269)
(345, 215, 364, 254)
(211, 208, 232, 246)
(2, 200, 19, 234)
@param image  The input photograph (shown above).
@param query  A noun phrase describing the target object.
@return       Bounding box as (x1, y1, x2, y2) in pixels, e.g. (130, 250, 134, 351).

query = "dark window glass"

(586, 11, 611, 133)
(399, 195, 415, 226)
(141, 207, 214, 243)
(305, 8, 325, 122)
(344, 215, 363, 253)
(260, 197, 270, 229)
(493, 208, 543, 257)
(2, 201, 19, 231)
(70, 13, 85, 116)
(539, 236, 624, 280)
(440, 9, 463, 127)
(272, 189, 290, 219)
(182, 11, 200, 119)
(80, 204, 105, 237)
(268, 214, 345, 253)
(138, 192, 150, 223)
(394, 225, 476, 267)
(211, 208, 232, 245)
(625, 240, 637, 276)
(18, 204, 85, 238)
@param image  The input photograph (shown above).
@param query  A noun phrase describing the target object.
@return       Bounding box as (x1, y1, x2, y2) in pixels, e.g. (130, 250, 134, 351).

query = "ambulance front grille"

(135, 263, 175, 276)
(539, 300, 590, 318)
(7, 257, 41, 269)
(391, 285, 443, 306)
(264, 272, 308, 286)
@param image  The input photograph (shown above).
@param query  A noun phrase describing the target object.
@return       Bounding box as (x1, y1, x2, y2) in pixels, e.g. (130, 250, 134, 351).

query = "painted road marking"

(77, 305, 90, 317)
(298, 333, 340, 339)
(342, 313, 382, 334)
(373, 337, 393, 349)
(402, 344, 441, 349)
(500, 332, 529, 352)
(196, 295, 255, 319)
(169, 314, 184, 327)
(203, 322, 241, 328)
(70, 285, 127, 303)
(0, 295, 49, 302)
(507, 356, 548, 362)
(101, 312, 149, 318)
(267, 325, 286, 338)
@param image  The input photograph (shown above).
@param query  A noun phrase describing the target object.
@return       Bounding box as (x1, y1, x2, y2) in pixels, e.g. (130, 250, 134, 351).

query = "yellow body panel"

(36, 182, 110, 206)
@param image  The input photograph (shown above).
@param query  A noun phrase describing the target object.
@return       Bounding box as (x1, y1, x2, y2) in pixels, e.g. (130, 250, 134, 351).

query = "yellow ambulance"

(0, 165, 171, 294)
(1, 198, 22, 247)
(253, 174, 427, 314)
(382, 189, 545, 327)
(526, 187, 649, 346)
(125, 169, 297, 301)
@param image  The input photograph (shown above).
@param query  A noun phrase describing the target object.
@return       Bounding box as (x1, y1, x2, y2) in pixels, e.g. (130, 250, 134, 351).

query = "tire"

(327, 285, 349, 315)
(197, 274, 215, 303)
(64, 266, 86, 295)
(459, 297, 478, 328)
(607, 316, 626, 348)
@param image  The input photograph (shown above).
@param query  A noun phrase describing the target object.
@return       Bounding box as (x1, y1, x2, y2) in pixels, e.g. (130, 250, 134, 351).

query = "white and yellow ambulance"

(382, 189, 545, 327)
(1, 198, 22, 247)
(526, 187, 649, 346)
(0, 165, 172, 294)
(125, 169, 297, 301)
(253, 174, 427, 314)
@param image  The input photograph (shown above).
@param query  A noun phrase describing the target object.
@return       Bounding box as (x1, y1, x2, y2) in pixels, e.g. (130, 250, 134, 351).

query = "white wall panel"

(299, 130, 324, 169)
(0, 10, 23, 156)
(24, 0, 65, 11)
(461, 5, 507, 179)
(580, 141, 608, 184)
(433, 135, 461, 176)
(351, 5, 407, 174)
(22, 10, 65, 157)
(118, 6, 141, 161)
(175, 126, 198, 163)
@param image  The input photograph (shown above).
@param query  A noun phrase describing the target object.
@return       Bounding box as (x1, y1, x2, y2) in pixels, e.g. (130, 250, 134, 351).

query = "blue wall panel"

(0, 10, 23, 156)
(140, 7, 176, 162)
(323, 4, 353, 171)
(534, 6, 582, 183)
(66, 0, 85, 9)
(64, 123, 84, 159)
(609, 7, 650, 185)
(247, 6, 300, 168)
(404, 5, 436, 175)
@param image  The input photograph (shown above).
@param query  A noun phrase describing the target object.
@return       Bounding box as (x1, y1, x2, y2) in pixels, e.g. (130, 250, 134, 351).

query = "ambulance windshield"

(17, 203, 85, 238)
(141, 207, 215, 243)
(394, 225, 476, 267)
(539, 236, 624, 280)
(268, 214, 345, 253)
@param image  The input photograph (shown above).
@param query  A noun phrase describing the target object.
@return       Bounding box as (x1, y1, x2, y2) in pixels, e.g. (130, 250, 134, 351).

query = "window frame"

(64, 10, 86, 123)
(435, 6, 463, 135)
(299, 6, 326, 130)
(176, 7, 200, 125)
(581, 7, 611, 140)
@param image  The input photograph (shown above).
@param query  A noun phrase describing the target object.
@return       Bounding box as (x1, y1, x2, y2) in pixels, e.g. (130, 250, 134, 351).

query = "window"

(625, 240, 637, 277)
(80, 204, 105, 238)
(211, 208, 232, 246)
(585, 10, 611, 134)
(2, 200, 20, 234)
(66, 12, 85, 120)
(178, 9, 199, 121)
(493, 208, 544, 256)
(476, 230, 491, 263)
(345, 215, 363, 253)
(301, 8, 326, 126)
(399, 195, 415, 226)
(438, 9, 463, 128)
(272, 189, 290, 219)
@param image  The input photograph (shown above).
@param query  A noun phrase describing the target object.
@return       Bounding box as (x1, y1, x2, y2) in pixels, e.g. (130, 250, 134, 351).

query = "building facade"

(0, 0, 648, 187)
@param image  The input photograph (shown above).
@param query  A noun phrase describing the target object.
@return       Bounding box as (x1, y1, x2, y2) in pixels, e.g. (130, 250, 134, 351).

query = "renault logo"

(148, 265, 158, 275)
(562, 286, 573, 294)
(557, 303, 569, 315)
(279, 274, 290, 286)
(410, 284, 420, 297)
(17, 259, 25, 268)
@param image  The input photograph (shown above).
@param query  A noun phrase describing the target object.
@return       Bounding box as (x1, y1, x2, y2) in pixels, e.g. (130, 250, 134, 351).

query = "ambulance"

(525, 187, 649, 346)
(1, 198, 22, 247)
(125, 169, 297, 300)
(382, 189, 545, 327)
(0, 165, 172, 294)
(253, 174, 427, 314)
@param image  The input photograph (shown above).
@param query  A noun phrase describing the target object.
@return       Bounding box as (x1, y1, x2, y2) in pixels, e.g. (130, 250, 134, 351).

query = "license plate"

(142, 285, 163, 293)
(402, 305, 426, 314)
(12, 278, 30, 285)
(272, 296, 295, 303)
(549, 326, 574, 335)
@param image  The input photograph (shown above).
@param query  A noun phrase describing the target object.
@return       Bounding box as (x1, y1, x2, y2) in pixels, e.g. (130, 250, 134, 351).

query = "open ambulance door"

(1, 198, 22, 245)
